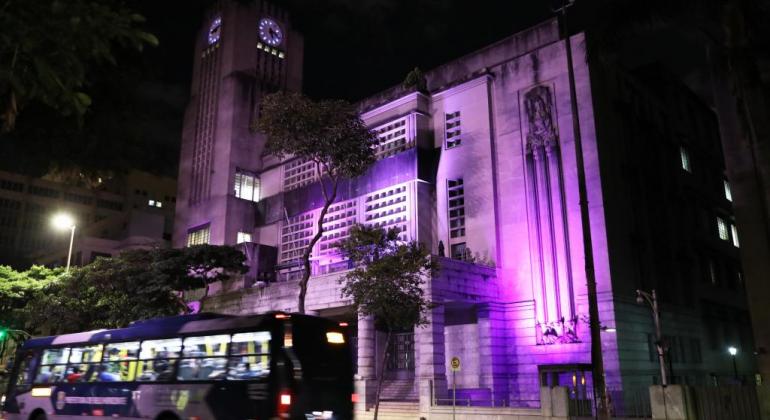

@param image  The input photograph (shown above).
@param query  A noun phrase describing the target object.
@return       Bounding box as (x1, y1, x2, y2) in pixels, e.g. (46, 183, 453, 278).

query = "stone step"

(379, 379, 417, 400)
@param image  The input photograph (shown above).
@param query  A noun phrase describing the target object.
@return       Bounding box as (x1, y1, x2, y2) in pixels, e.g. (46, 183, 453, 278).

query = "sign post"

(450, 356, 460, 420)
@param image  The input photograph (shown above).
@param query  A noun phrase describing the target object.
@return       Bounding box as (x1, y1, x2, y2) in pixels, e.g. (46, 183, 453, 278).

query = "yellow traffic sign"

(450, 356, 461, 371)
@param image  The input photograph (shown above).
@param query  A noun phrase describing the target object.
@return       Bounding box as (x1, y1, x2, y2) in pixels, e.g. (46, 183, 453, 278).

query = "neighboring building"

(0, 169, 176, 267)
(174, 1, 755, 415)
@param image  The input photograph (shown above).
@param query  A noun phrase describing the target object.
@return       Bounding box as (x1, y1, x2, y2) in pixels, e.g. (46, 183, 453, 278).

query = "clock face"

(258, 17, 283, 46)
(207, 16, 222, 45)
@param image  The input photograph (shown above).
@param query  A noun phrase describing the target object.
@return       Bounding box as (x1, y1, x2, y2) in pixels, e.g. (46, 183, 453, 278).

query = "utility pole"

(552, 1, 611, 418)
(636, 289, 668, 386)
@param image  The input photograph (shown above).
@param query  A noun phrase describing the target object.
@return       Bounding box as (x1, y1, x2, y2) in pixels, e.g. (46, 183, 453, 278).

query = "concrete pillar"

(477, 304, 509, 405)
(416, 305, 447, 414)
(354, 314, 377, 411)
(649, 385, 694, 420)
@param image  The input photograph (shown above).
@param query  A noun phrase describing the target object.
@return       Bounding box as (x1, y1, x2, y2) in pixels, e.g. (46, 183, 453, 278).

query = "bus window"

(227, 332, 270, 380)
(180, 335, 230, 381)
(67, 345, 104, 382)
(99, 342, 140, 382)
(137, 338, 181, 382)
(36, 348, 71, 383)
(14, 353, 35, 389)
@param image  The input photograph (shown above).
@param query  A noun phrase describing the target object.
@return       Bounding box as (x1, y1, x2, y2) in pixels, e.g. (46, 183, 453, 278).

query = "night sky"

(0, 0, 710, 178)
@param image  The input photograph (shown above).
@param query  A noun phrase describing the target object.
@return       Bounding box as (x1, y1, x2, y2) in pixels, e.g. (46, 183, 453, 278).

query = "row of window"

(28, 332, 270, 385)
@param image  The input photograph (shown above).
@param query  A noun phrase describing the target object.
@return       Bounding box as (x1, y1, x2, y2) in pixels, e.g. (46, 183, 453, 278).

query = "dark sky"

(0, 0, 711, 178)
(137, 0, 556, 101)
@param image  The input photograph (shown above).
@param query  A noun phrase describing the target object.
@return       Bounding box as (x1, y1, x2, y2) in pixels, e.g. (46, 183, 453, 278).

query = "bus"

(0, 312, 354, 420)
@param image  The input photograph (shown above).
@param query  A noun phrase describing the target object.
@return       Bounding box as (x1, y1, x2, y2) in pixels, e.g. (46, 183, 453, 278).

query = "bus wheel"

(155, 412, 180, 420)
(29, 410, 47, 420)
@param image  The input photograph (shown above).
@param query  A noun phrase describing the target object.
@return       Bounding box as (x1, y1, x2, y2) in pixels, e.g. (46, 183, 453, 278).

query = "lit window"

(445, 111, 462, 149)
(187, 225, 211, 247)
(731, 225, 740, 247)
(680, 146, 691, 173)
(234, 169, 260, 202)
(448, 178, 465, 238)
(717, 217, 729, 241)
(237, 232, 252, 244)
(148, 199, 155, 206)
(156, 201, 162, 208)
(724, 179, 732, 202)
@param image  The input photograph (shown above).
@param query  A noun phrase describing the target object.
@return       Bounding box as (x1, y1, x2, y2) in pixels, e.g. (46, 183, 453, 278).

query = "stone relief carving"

(524, 85, 558, 152)
(536, 315, 581, 345)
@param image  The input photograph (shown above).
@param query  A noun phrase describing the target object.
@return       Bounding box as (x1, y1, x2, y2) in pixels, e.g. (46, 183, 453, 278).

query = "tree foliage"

(0, 0, 158, 132)
(24, 245, 247, 334)
(256, 92, 377, 313)
(0, 265, 64, 330)
(338, 225, 435, 330)
(337, 225, 435, 419)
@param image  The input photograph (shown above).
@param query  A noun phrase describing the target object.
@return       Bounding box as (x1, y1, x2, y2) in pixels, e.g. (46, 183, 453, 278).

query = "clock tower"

(173, 0, 303, 260)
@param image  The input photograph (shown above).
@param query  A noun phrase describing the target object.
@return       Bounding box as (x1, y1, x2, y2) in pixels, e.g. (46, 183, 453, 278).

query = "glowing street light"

(51, 212, 76, 272)
(728, 346, 739, 381)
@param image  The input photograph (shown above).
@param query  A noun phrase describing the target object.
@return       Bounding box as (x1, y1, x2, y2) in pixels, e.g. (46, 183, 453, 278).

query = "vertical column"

(546, 143, 574, 320)
(355, 314, 376, 411)
(478, 304, 510, 406)
(416, 305, 447, 414)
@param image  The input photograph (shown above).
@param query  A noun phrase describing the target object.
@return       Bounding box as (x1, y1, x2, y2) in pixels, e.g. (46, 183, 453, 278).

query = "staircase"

(379, 379, 418, 401)
(356, 401, 420, 420)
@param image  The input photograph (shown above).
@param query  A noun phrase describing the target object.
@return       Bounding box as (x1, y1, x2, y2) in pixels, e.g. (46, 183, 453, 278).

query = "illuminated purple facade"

(174, 1, 754, 416)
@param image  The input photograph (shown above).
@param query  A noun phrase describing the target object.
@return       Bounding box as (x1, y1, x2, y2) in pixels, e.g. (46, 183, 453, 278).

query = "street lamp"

(728, 346, 739, 381)
(51, 212, 76, 272)
(636, 289, 668, 386)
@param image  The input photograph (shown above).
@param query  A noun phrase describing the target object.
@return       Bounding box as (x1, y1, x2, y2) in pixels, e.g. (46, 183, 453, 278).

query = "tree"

(256, 92, 378, 313)
(0, 265, 64, 330)
(0, 0, 158, 133)
(25, 245, 247, 334)
(337, 225, 435, 420)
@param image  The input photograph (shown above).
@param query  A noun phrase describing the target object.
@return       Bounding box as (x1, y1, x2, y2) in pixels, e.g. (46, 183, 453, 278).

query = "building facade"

(173, 1, 755, 415)
(0, 170, 176, 267)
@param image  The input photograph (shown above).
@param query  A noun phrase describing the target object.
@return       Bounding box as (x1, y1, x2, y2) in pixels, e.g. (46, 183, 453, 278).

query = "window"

(447, 179, 465, 238)
(717, 217, 729, 241)
(731, 225, 740, 248)
(97, 199, 123, 211)
(227, 332, 271, 380)
(137, 338, 181, 382)
(187, 224, 211, 246)
(101, 342, 140, 382)
(36, 348, 71, 383)
(28, 185, 59, 198)
(679, 146, 691, 172)
(237, 231, 252, 244)
(15, 353, 35, 388)
(724, 179, 732, 202)
(68, 344, 104, 382)
(148, 200, 163, 208)
(445, 111, 462, 149)
(0, 179, 24, 192)
(179, 335, 230, 381)
(234, 169, 260, 202)
(451, 242, 467, 261)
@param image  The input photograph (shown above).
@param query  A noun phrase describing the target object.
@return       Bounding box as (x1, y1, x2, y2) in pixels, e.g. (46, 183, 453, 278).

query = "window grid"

(445, 111, 462, 149)
(448, 178, 465, 238)
(234, 170, 260, 202)
(364, 186, 410, 242)
(717, 217, 729, 241)
(280, 212, 314, 263)
(283, 159, 315, 191)
(187, 225, 211, 247)
(731, 225, 740, 248)
(373, 117, 411, 159)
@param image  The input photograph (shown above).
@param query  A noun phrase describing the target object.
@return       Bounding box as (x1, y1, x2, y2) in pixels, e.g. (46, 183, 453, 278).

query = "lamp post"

(636, 289, 667, 386)
(51, 213, 76, 272)
(728, 346, 739, 381)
